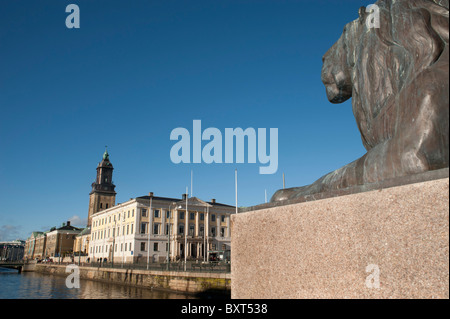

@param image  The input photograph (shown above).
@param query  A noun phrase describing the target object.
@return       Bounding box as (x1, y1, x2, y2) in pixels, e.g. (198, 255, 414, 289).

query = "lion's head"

(321, 8, 365, 104)
(321, 0, 449, 150)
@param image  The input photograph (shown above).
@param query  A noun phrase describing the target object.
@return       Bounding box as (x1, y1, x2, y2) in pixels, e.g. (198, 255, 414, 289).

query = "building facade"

(73, 226, 90, 256)
(43, 221, 82, 259)
(24, 231, 47, 260)
(24, 232, 43, 260)
(89, 192, 233, 263)
(0, 240, 25, 261)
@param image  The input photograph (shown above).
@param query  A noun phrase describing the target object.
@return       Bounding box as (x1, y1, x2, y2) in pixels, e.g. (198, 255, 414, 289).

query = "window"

(190, 212, 195, 220)
(140, 223, 147, 234)
(200, 213, 204, 221)
(127, 224, 129, 235)
(100, 203, 103, 209)
(165, 224, 171, 235)
(178, 224, 184, 235)
(189, 224, 195, 236)
(220, 227, 225, 237)
(222, 244, 226, 250)
(154, 210, 160, 218)
(130, 224, 134, 234)
(166, 210, 170, 219)
(199, 226, 204, 236)
(221, 215, 225, 222)
(179, 212, 184, 220)
(132, 209, 134, 217)
(153, 223, 160, 235)
(153, 243, 158, 251)
(129, 243, 132, 251)
(128, 211, 130, 218)
(141, 209, 147, 217)
(211, 227, 216, 237)
(141, 242, 146, 251)
(211, 214, 216, 222)
(106, 203, 108, 209)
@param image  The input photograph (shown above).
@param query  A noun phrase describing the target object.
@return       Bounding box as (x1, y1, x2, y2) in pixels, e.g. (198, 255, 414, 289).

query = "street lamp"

(112, 217, 116, 267)
(147, 197, 153, 270)
(122, 213, 125, 268)
(167, 203, 176, 271)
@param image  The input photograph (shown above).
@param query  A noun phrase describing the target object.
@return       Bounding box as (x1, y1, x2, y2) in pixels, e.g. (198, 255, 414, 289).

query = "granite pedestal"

(231, 169, 449, 299)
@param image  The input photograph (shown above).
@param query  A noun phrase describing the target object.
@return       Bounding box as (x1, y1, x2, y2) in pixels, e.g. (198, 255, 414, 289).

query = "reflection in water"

(0, 268, 196, 299)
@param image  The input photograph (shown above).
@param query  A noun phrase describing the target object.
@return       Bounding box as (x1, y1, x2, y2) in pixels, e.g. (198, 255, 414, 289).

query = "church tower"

(87, 148, 116, 227)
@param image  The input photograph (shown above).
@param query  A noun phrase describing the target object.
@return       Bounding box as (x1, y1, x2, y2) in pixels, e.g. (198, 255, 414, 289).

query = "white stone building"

(89, 192, 233, 263)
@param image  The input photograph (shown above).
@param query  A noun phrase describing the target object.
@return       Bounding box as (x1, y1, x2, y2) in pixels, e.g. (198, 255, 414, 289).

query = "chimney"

(211, 198, 216, 204)
(149, 192, 154, 198)
(67, 221, 71, 227)
(182, 193, 187, 200)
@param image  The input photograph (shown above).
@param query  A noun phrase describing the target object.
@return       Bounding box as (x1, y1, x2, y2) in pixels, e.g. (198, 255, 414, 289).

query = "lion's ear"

(358, 6, 367, 24)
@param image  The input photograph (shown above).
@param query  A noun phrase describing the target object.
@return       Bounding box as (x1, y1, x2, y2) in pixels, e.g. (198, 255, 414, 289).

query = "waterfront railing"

(46, 260, 231, 273)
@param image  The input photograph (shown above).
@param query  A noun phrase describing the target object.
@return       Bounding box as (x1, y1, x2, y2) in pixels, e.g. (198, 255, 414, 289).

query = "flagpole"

(185, 186, 188, 271)
(235, 169, 238, 214)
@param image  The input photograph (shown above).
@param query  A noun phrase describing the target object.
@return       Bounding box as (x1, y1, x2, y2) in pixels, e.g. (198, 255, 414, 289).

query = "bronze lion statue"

(272, 0, 449, 202)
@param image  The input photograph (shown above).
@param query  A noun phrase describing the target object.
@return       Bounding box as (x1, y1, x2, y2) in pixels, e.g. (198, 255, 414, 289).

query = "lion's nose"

(321, 68, 333, 85)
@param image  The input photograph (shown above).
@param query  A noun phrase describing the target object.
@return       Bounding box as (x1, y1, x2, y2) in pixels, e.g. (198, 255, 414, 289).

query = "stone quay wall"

(34, 264, 231, 295)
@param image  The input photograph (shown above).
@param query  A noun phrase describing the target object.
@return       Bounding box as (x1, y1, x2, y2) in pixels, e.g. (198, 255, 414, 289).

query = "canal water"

(0, 267, 197, 299)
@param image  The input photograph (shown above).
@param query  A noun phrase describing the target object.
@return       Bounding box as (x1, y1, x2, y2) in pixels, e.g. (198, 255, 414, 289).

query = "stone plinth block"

(231, 177, 449, 299)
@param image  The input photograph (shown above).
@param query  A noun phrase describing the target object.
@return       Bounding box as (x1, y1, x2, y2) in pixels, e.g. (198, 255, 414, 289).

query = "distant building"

(43, 221, 82, 259)
(24, 232, 45, 260)
(73, 226, 90, 256)
(34, 232, 47, 259)
(0, 240, 25, 261)
(89, 192, 233, 263)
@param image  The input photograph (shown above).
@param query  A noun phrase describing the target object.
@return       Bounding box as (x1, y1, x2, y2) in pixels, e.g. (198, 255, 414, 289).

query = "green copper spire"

(103, 146, 109, 161)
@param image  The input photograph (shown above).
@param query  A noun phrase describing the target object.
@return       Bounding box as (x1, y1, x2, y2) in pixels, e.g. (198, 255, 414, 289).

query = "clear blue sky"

(0, 0, 369, 240)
